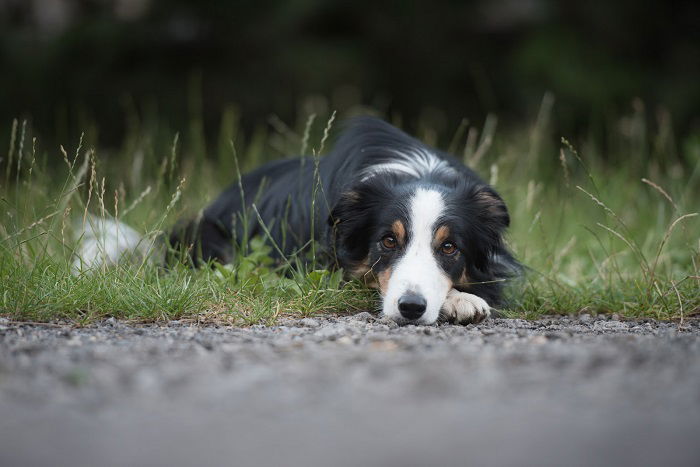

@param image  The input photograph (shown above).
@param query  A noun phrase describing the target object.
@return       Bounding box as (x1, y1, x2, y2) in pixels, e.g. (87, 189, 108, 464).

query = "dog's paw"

(441, 289, 491, 324)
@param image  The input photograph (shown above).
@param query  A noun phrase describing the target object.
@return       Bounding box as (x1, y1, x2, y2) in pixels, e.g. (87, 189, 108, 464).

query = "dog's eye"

(381, 235, 397, 250)
(441, 242, 457, 255)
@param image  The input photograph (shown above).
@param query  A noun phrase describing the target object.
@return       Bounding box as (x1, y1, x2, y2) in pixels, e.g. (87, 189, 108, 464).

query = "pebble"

(530, 335, 548, 345)
(299, 318, 321, 328)
(313, 325, 348, 340)
(350, 312, 375, 322)
(337, 336, 353, 346)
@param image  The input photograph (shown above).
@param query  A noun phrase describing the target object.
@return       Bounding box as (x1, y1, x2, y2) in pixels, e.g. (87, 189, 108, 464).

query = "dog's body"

(166, 117, 519, 324)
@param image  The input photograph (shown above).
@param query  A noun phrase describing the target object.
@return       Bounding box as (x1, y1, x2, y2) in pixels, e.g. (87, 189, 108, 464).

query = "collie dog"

(77, 117, 520, 325)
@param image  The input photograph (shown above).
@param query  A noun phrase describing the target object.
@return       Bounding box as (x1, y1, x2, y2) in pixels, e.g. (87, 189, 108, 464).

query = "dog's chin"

(380, 311, 440, 326)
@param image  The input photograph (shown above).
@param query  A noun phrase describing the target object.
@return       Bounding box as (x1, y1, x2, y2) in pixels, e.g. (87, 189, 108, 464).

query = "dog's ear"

(328, 191, 362, 227)
(472, 185, 510, 230)
(328, 183, 384, 270)
(328, 189, 370, 268)
(454, 184, 513, 277)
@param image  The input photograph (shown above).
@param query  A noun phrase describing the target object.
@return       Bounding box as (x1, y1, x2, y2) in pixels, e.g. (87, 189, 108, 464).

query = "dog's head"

(329, 176, 512, 325)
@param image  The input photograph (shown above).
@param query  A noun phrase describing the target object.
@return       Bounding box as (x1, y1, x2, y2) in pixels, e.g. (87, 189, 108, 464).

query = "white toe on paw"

(441, 289, 491, 324)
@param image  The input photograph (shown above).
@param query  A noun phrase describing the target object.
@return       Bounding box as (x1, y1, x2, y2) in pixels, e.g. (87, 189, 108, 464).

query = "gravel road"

(1, 313, 699, 467)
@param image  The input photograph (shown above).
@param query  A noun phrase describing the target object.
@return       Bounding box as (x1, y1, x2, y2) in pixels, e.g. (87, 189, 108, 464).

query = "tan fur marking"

(350, 257, 370, 277)
(455, 270, 471, 288)
(349, 257, 379, 287)
(392, 220, 406, 245)
(433, 225, 450, 246)
(378, 267, 392, 295)
(351, 263, 370, 278)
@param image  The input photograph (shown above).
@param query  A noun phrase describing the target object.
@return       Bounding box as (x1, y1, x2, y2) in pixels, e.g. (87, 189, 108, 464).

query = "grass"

(1, 99, 699, 325)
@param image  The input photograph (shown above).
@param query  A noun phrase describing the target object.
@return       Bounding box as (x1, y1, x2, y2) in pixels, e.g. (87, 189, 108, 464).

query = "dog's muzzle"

(397, 292, 427, 320)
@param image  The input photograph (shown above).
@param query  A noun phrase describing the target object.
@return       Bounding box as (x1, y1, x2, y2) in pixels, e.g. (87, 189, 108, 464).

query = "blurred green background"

(1, 0, 698, 150)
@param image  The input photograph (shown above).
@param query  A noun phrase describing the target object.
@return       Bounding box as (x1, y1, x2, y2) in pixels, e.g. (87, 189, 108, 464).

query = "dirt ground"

(1, 313, 699, 467)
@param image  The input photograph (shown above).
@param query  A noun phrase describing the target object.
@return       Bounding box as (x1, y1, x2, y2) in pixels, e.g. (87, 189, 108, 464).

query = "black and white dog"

(78, 117, 519, 325)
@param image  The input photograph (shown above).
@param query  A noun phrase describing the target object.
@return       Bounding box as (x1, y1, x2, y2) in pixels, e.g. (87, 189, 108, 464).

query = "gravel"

(1, 314, 699, 467)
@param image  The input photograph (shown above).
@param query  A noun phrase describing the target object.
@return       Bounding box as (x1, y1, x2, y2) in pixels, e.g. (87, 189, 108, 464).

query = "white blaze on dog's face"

(381, 188, 452, 324)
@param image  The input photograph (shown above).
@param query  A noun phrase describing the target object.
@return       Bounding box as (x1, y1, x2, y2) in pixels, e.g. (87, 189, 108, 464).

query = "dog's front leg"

(441, 289, 491, 324)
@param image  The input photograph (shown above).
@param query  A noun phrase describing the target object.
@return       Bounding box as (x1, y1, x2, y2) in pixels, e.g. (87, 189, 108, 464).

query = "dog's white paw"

(441, 289, 491, 324)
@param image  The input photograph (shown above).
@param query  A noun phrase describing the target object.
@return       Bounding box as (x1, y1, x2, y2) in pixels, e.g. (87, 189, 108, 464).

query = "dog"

(77, 116, 520, 325)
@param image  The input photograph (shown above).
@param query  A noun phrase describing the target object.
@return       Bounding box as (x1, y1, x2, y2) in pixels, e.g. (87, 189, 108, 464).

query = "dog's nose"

(398, 292, 427, 320)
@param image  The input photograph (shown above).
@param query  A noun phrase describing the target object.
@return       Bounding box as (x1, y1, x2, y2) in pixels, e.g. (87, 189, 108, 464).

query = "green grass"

(1, 101, 699, 325)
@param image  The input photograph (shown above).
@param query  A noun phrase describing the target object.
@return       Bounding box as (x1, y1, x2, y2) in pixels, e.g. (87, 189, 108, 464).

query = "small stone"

(544, 332, 564, 340)
(374, 316, 399, 329)
(531, 335, 548, 345)
(350, 312, 375, 322)
(599, 321, 628, 331)
(66, 336, 83, 347)
(299, 318, 320, 328)
(502, 319, 528, 328)
(313, 325, 347, 340)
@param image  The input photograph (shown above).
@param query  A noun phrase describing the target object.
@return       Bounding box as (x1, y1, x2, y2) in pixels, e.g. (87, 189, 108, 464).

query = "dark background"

(1, 0, 698, 148)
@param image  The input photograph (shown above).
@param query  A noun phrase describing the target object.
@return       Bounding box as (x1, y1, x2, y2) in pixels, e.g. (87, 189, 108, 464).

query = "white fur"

(441, 289, 491, 324)
(72, 216, 150, 274)
(361, 147, 455, 181)
(381, 188, 452, 324)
